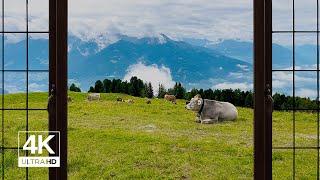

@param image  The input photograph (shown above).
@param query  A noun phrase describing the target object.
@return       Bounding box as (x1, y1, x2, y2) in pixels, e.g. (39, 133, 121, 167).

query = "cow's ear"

(197, 99, 202, 105)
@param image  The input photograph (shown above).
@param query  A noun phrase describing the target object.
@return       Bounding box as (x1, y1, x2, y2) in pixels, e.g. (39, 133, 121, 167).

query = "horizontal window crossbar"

(273, 146, 320, 150)
(0, 31, 49, 34)
(0, 70, 49, 72)
(1, 147, 21, 150)
(272, 70, 320, 72)
(273, 30, 320, 33)
(275, 109, 320, 111)
(0, 108, 47, 111)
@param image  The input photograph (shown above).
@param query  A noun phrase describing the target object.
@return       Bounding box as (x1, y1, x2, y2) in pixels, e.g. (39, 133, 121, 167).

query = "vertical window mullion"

(292, 0, 296, 178)
(25, 0, 29, 179)
(317, 0, 320, 179)
(1, 0, 4, 179)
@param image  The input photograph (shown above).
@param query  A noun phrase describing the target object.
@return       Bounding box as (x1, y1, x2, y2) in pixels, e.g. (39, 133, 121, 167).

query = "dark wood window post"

(49, 0, 68, 179)
(254, 0, 272, 179)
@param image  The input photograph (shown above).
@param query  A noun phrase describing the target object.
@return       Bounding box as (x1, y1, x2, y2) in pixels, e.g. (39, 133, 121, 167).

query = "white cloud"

(29, 73, 48, 82)
(67, 0, 253, 43)
(272, 80, 288, 89)
(123, 62, 175, 94)
(272, 71, 315, 87)
(296, 88, 317, 99)
(272, 71, 318, 98)
(213, 82, 252, 91)
(273, 0, 316, 31)
(228, 72, 245, 79)
(110, 60, 118, 64)
(3, 0, 316, 46)
(236, 64, 249, 71)
(68, 79, 81, 88)
(4, 85, 22, 94)
(29, 83, 47, 92)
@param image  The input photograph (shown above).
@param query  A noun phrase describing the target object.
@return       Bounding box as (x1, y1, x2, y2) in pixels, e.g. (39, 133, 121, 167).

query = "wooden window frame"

(254, 0, 272, 179)
(49, 0, 68, 179)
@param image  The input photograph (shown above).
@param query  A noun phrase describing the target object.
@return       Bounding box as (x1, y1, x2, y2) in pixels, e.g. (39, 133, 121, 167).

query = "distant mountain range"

(184, 38, 317, 68)
(68, 34, 252, 90)
(2, 34, 317, 93)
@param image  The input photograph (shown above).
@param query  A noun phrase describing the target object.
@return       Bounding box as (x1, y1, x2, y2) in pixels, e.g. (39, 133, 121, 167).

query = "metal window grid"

(271, 0, 320, 179)
(0, 0, 49, 179)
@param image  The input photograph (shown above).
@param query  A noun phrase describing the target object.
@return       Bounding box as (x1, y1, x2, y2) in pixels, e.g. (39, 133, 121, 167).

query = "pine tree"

(188, 88, 199, 100)
(158, 84, 167, 98)
(103, 79, 112, 93)
(172, 82, 186, 99)
(70, 83, 81, 92)
(94, 80, 104, 93)
(143, 82, 148, 97)
(198, 89, 204, 99)
(111, 79, 122, 93)
(121, 81, 129, 94)
(88, 86, 95, 93)
(203, 89, 214, 99)
(146, 82, 154, 98)
(245, 93, 253, 108)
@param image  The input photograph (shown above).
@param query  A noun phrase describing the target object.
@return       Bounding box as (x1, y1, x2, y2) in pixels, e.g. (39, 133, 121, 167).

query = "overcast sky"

(68, 0, 253, 42)
(3, 0, 319, 95)
(2, 0, 317, 45)
(1, 0, 255, 43)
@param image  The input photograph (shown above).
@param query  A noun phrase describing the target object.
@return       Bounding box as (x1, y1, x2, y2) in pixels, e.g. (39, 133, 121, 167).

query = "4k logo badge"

(18, 131, 60, 167)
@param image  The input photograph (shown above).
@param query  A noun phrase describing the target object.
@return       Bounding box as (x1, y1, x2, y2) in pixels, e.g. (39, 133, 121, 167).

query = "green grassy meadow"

(0, 92, 318, 179)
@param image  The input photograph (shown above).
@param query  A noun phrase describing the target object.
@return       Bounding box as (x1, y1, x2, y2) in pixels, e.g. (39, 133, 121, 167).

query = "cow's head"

(185, 95, 203, 111)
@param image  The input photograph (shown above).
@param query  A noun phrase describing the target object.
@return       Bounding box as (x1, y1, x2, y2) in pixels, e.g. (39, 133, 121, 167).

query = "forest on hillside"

(69, 76, 317, 111)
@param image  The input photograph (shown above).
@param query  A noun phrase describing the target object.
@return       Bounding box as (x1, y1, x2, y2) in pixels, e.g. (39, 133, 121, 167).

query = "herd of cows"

(84, 93, 177, 104)
(72, 93, 238, 124)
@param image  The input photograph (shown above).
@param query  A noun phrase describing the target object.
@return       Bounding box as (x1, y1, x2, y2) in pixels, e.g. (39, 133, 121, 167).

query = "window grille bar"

(0, 31, 49, 34)
(0, 70, 49, 72)
(273, 30, 320, 33)
(272, 70, 320, 72)
(0, 0, 53, 178)
(0, 108, 47, 111)
(1, 0, 4, 178)
(273, 108, 320, 111)
(317, 0, 320, 178)
(273, 146, 320, 149)
(25, 0, 29, 179)
(272, 1, 320, 178)
(292, 0, 296, 177)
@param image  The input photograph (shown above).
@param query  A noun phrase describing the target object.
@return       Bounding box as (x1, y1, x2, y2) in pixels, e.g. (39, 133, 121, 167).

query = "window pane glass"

(5, 0, 26, 31)
(28, 0, 48, 31)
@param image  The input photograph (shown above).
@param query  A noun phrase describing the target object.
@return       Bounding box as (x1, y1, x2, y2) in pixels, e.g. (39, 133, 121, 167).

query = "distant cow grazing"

(126, 99, 134, 104)
(146, 99, 152, 104)
(164, 94, 176, 104)
(117, 97, 124, 102)
(87, 93, 100, 101)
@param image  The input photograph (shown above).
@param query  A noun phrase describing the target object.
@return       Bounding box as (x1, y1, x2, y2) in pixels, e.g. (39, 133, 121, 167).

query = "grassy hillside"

(0, 92, 318, 179)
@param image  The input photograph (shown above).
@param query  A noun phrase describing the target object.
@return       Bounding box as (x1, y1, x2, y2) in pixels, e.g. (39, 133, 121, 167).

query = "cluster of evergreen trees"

(273, 93, 317, 110)
(186, 88, 254, 107)
(87, 77, 154, 98)
(69, 77, 317, 110)
(69, 83, 81, 92)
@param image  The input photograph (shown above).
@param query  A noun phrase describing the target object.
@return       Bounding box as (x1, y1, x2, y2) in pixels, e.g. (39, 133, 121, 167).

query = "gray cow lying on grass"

(185, 95, 238, 124)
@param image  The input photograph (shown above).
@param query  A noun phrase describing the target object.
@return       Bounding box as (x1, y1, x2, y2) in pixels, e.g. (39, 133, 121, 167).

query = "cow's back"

(202, 100, 237, 121)
(218, 101, 238, 121)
